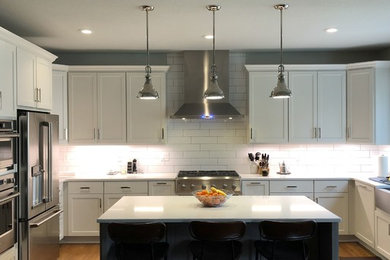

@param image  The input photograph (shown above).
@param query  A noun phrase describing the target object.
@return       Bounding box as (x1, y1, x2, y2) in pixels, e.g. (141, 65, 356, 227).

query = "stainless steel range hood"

(171, 51, 243, 119)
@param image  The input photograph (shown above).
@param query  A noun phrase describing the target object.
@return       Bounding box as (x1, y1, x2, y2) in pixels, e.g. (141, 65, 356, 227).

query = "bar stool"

(188, 221, 246, 260)
(108, 222, 169, 260)
(255, 220, 317, 260)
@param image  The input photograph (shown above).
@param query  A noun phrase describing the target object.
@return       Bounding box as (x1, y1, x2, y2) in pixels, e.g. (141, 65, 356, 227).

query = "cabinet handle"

(93, 128, 96, 140)
(313, 128, 317, 139)
(318, 128, 322, 139)
(97, 129, 101, 140)
(120, 186, 131, 189)
(64, 128, 68, 141)
(315, 198, 318, 203)
(286, 185, 297, 188)
(161, 128, 165, 140)
(99, 198, 102, 209)
(250, 182, 261, 185)
(250, 128, 253, 140)
(80, 187, 90, 190)
(34, 88, 38, 102)
(38, 88, 42, 102)
(156, 182, 167, 185)
(326, 185, 337, 188)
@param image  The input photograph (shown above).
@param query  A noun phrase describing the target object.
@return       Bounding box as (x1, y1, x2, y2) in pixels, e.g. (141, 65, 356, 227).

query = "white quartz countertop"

(97, 195, 340, 223)
(61, 171, 390, 188)
(61, 172, 177, 182)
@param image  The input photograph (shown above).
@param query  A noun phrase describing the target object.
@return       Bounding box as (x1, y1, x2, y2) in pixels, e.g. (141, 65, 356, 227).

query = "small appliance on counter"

(277, 161, 291, 175)
(127, 159, 137, 174)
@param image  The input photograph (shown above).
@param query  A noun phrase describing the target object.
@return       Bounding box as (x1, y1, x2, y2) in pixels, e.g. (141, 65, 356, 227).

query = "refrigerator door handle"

(47, 122, 53, 202)
(29, 209, 63, 228)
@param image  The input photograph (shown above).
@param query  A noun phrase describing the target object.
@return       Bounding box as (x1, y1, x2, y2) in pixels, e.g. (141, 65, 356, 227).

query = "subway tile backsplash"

(59, 52, 390, 177)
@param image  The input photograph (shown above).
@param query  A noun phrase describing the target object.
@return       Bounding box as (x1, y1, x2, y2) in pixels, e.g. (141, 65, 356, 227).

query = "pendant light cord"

(211, 9, 216, 76)
(145, 8, 151, 76)
(280, 7, 283, 66)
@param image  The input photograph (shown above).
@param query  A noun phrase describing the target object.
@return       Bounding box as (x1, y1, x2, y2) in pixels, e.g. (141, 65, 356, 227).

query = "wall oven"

(0, 173, 19, 255)
(0, 120, 18, 174)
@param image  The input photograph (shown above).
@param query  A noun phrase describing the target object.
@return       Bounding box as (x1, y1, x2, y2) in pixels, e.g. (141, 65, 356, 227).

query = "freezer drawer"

(29, 207, 62, 260)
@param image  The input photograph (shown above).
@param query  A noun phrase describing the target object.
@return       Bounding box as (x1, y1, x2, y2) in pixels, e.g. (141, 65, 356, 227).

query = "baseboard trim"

(60, 236, 100, 244)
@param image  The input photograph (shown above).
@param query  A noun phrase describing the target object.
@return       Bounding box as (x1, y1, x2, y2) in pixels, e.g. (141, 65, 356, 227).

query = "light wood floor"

(59, 242, 376, 259)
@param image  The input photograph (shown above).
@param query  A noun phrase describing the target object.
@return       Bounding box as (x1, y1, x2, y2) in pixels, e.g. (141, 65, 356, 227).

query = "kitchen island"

(98, 195, 340, 259)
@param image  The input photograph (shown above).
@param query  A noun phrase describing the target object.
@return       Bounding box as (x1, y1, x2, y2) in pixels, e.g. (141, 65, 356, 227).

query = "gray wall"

(52, 51, 167, 65)
(53, 48, 390, 65)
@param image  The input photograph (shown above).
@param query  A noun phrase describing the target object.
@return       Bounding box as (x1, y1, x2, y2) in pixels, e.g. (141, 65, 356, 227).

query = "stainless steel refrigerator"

(18, 111, 61, 260)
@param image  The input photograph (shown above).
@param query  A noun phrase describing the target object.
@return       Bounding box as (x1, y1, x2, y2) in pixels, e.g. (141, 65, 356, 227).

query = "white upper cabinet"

(68, 72, 126, 144)
(289, 71, 318, 143)
(246, 65, 346, 144)
(0, 38, 16, 118)
(347, 61, 390, 144)
(317, 71, 346, 142)
(127, 72, 166, 144)
(97, 73, 126, 143)
(289, 70, 346, 143)
(68, 72, 97, 143)
(17, 48, 55, 110)
(52, 65, 68, 143)
(247, 69, 288, 144)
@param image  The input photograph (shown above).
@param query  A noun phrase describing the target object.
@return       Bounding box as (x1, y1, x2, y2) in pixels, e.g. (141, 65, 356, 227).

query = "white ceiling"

(0, 0, 389, 51)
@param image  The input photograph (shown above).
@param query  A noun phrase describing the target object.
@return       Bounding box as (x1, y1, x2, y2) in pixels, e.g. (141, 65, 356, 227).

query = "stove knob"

(223, 184, 228, 189)
(201, 184, 206, 190)
(190, 184, 196, 189)
(181, 184, 186, 189)
(232, 184, 237, 190)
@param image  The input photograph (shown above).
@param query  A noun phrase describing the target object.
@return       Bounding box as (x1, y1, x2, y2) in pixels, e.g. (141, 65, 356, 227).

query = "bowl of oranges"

(193, 187, 232, 207)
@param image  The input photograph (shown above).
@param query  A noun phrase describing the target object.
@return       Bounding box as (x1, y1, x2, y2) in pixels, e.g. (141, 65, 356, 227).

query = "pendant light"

(137, 5, 159, 100)
(203, 5, 224, 100)
(270, 4, 291, 99)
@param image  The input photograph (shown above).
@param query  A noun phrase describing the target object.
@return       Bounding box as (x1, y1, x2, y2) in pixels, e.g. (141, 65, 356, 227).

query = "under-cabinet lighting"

(204, 35, 213, 39)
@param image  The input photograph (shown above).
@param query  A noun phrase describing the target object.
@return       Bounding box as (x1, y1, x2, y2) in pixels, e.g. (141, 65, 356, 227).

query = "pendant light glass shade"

(270, 4, 291, 99)
(204, 5, 224, 100)
(137, 5, 159, 100)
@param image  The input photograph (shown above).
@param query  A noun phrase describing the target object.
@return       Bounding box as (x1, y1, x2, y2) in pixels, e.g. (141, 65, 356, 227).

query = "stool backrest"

(108, 222, 166, 244)
(259, 221, 316, 241)
(189, 221, 246, 242)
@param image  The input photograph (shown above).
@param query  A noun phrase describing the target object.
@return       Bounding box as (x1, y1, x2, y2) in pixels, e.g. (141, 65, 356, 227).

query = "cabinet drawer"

(270, 192, 314, 201)
(270, 180, 313, 193)
(104, 181, 148, 194)
(68, 182, 103, 194)
(315, 180, 348, 193)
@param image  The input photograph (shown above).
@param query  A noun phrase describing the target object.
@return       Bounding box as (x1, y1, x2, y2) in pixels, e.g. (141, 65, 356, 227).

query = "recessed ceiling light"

(325, 28, 338, 33)
(204, 35, 213, 39)
(80, 29, 92, 35)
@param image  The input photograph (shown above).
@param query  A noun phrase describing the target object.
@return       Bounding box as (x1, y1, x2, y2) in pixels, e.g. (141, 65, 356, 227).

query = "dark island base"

(100, 222, 338, 260)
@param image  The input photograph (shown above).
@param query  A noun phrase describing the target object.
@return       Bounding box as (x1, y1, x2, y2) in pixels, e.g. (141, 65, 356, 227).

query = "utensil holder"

(258, 166, 269, 176)
(249, 162, 259, 174)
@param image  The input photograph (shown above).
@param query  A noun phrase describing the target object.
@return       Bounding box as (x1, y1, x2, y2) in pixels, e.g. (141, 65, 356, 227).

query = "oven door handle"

(29, 209, 63, 228)
(0, 192, 19, 204)
(0, 133, 19, 138)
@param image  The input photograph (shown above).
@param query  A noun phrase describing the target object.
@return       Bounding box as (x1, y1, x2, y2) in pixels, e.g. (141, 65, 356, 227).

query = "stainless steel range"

(175, 170, 241, 195)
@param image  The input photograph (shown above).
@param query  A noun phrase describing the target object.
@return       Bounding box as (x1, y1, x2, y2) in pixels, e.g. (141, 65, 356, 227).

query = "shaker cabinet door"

(68, 73, 97, 143)
(248, 71, 288, 144)
(0, 39, 16, 117)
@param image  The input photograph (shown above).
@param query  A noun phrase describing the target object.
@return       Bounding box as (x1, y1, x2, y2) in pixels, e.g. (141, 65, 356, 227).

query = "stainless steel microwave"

(0, 120, 18, 172)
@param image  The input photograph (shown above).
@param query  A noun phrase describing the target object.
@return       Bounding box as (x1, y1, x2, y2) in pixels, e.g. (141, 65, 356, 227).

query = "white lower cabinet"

(103, 181, 148, 211)
(375, 209, 390, 259)
(354, 181, 375, 248)
(270, 180, 314, 200)
(241, 181, 269, 195)
(148, 181, 175, 196)
(67, 182, 103, 236)
(314, 180, 349, 235)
